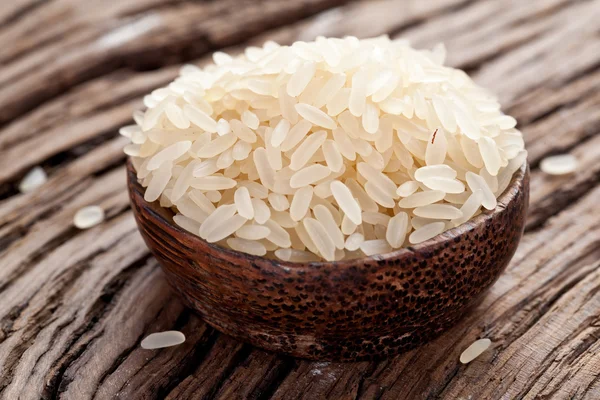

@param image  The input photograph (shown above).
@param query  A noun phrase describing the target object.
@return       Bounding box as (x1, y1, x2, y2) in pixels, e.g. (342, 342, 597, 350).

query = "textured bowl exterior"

(127, 161, 529, 361)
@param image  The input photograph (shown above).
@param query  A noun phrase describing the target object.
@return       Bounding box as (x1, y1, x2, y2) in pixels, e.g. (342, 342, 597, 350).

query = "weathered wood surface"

(0, 0, 599, 398)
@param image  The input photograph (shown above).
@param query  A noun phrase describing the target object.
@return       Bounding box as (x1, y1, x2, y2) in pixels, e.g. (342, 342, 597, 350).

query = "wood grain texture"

(1, 0, 599, 398)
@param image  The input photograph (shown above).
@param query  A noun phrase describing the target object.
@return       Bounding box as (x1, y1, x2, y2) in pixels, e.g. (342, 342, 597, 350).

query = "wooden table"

(1, 0, 599, 398)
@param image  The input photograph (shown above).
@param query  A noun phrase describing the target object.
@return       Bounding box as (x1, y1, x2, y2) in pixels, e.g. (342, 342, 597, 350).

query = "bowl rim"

(127, 159, 528, 270)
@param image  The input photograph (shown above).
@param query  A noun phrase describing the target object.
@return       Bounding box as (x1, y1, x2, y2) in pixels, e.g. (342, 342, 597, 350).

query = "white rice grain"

(271, 119, 291, 147)
(360, 239, 392, 256)
(295, 103, 336, 129)
(421, 177, 465, 194)
(414, 204, 463, 219)
(19, 167, 47, 194)
(287, 61, 316, 97)
(280, 120, 312, 151)
(465, 172, 497, 210)
(251, 198, 271, 224)
(398, 190, 445, 208)
(314, 205, 345, 249)
(194, 134, 237, 159)
(322, 140, 343, 172)
(303, 218, 336, 261)
(74, 206, 105, 229)
(190, 176, 236, 191)
(386, 212, 409, 248)
(290, 164, 330, 188)
(206, 214, 248, 243)
(141, 331, 185, 350)
(147, 141, 191, 171)
(227, 238, 267, 256)
(234, 187, 254, 219)
(183, 104, 217, 133)
(166, 103, 190, 129)
(452, 189, 484, 226)
(199, 204, 237, 239)
(349, 69, 368, 117)
(242, 110, 260, 130)
(236, 225, 271, 240)
(264, 219, 292, 248)
(290, 186, 314, 221)
(145, 162, 173, 202)
(330, 180, 362, 225)
(396, 181, 420, 197)
(460, 338, 491, 364)
(478, 137, 502, 176)
(290, 130, 327, 170)
(414, 165, 457, 181)
(409, 221, 446, 244)
(540, 154, 577, 175)
(342, 232, 363, 251)
(274, 248, 320, 262)
(173, 213, 201, 234)
(314, 73, 346, 108)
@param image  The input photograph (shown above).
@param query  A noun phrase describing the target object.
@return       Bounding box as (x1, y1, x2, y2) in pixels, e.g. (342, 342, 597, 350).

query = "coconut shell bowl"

(127, 160, 529, 361)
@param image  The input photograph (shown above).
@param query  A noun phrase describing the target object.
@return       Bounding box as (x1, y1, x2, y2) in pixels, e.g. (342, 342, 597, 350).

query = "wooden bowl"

(127, 160, 529, 361)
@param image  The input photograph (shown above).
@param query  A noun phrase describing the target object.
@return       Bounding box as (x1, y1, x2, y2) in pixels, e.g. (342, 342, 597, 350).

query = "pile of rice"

(122, 36, 526, 262)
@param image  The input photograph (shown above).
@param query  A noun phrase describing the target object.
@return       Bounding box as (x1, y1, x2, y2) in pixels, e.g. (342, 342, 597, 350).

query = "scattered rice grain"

(74, 206, 105, 229)
(141, 331, 186, 350)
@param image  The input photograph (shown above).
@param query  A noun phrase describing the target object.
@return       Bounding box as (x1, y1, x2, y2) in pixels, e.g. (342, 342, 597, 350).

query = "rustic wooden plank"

(270, 360, 373, 399)
(0, 0, 47, 28)
(0, 167, 128, 287)
(1, 0, 600, 398)
(508, 68, 600, 124)
(0, 67, 177, 150)
(0, 66, 179, 184)
(406, 0, 580, 69)
(0, 212, 143, 395)
(0, 0, 174, 63)
(0, 136, 128, 231)
(208, 351, 295, 400)
(254, 0, 469, 43)
(0, 103, 136, 185)
(527, 133, 600, 230)
(0, 0, 355, 124)
(525, 90, 600, 164)
(164, 337, 247, 399)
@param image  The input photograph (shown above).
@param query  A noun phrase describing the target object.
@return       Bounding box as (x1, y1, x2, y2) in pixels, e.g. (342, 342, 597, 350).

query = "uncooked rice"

(141, 331, 186, 350)
(459, 338, 491, 364)
(19, 166, 47, 194)
(73, 206, 105, 229)
(124, 35, 526, 261)
(539, 154, 577, 175)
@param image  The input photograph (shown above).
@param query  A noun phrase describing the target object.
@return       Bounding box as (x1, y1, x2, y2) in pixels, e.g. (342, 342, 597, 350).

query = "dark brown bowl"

(127, 160, 529, 361)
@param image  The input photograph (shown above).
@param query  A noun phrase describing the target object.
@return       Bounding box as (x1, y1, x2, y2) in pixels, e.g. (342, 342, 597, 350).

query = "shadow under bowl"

(127, 160, 529, 361)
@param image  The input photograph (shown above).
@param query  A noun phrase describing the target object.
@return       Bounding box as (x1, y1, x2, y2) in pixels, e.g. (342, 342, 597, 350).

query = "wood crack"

(0, 260, 90, 395)
(156, 328, 222, 399)
(354, 361, 380, 399)
(49, 255, 155, 398)
(255, 357, 297, 400)
(514, 266, 600, 399)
